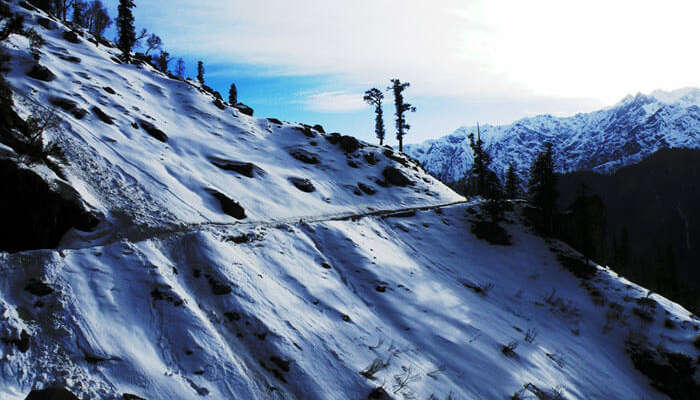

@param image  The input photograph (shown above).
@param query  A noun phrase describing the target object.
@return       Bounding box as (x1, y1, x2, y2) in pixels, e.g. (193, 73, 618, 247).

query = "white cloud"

(130, 0, 698, 105)
(302, 91, 368, 113)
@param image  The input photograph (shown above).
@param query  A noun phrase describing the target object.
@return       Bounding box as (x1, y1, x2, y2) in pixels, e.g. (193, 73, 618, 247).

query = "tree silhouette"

(363, 88, 385, 145)
(528, 142, 558, 234)
(504, 164, 520, 199)
(228, 83, 237, 104)
(197, 61, 204, 85)
(116, 0, 136, 58)
(387, 79, 415, 152)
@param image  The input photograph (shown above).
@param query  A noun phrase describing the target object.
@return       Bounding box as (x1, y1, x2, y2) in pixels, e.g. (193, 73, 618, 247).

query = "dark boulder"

(56, 54, 81, 64)
(324, 132, 341, 144)
(294, 126, 316, 138)
(367, 387, 393, 400)
(212, 99, 226, 110)
(122, 394, 147, 400)
(24, 279, 53, 296)
(338, 135, 361, 153)
(103, 86, 116, 95)
(382, 166, 412, 187)
(312, 124, 325, 133)
(0, 159, 99, 252)
(288, 177, 315, 193)
(49, 97, 87, 119)
(205, 189, 246, 220)
(27, 64, 56, 82)
(234, 103, 254, 116)
(208, 157, 262, 178)
(383, 149, 409, 166)
(91, 106, 114, 125)
(289, 149, 319, 164)
(61, 31, 81, 44)
(358, 182, 376, 195)
(137, 119, 168, 142)
(364, 152, 380, 165)
(37, 17, 54, 30)
(25, 387, 79, 400)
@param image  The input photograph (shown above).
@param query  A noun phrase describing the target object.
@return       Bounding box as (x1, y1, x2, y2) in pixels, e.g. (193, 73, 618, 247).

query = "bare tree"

(174, 58, 185, 78)
(144, 33, 161, 55)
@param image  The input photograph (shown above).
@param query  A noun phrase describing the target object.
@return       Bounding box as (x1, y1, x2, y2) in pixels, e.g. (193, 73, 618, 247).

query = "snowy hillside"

(405, 89, 700, 184)
(1, 3, 699, 399)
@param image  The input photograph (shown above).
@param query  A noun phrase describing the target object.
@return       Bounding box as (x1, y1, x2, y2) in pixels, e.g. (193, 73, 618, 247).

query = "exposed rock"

(289, 149, 319, 164)
(49, 97, 87, 119)
(27, 64, 56, 82)
(56, 54, 80, 63)
(338, 135, 361, 153)
(25, 387, 79, 400)
(367, 387, 393, 400)
(312, 124, 325, 133)
(294, 126, 316, 138)
(24, 279, 54, 296)
(234, 103, 254, 116)
(208, 157, 262, 178)
(91, 106, 114, 125)
(382, 166, 412, 187)
(205, 189, 246, 220)
(0, 159, 99, 252)
(347, 160, 360, 168)
(358, 182, 376, 195)
(122, 394, 147, 400)
(208, 277, 232, 295)
(137, 119, 168, 142)
(103, 86, 116, 95)
(267, 118, 282, 125)
(61, 30, 81, 44)
(37, 17, 54, 30)
(364, 152, 380, 165)
(288, 177, 315, 193)
(324, 132, 341, 144)
(212, 99, 226, 110)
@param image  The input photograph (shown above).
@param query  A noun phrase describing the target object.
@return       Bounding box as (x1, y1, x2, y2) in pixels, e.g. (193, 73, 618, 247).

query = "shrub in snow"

(470, 220, 511, 246)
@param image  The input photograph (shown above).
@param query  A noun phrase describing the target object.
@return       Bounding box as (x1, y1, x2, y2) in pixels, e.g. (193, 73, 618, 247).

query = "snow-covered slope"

(405, 89, 700, 183)
(1, 3, 699, 399)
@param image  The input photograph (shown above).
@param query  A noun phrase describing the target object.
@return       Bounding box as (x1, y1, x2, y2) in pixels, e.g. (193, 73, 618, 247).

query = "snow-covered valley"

(0, 2, 699, 399)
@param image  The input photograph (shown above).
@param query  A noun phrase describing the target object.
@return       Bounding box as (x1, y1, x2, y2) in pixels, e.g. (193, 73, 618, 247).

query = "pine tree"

(228, 83, 237, 104)
(467, 123, 492, 197)
(363, 88, 385, 146)
(157, 51, 171, 73)
(174, 58, 185, 79)
(504, 164, 519, 199)
(197, 61, 204, 85)
(527, 142, 558, 234)
(116, 0, 136, 59)
(387, 79, 415, 152)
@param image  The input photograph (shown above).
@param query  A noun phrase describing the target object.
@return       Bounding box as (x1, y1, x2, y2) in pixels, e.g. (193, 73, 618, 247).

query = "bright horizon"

(103, 0, 699, 144)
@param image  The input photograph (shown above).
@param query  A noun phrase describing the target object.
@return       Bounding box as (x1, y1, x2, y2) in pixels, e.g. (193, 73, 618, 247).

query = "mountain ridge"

(405, 88, 700, 184)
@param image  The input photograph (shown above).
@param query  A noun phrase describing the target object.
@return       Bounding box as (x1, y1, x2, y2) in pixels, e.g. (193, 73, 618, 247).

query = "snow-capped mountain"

(405, 89, 700, 183)
(1, 2, 699, 399)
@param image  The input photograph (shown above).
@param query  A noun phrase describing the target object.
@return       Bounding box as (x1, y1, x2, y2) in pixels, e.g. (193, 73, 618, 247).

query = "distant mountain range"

(405, 88, 700, 183)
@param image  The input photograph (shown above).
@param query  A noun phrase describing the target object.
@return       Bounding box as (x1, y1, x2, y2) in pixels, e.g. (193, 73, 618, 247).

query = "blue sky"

(101, 0, 699, 144)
